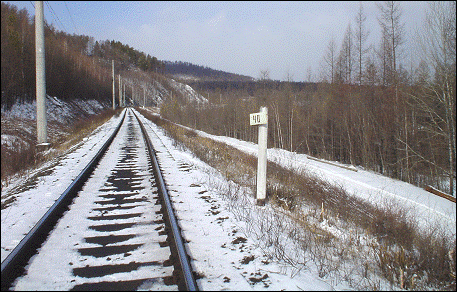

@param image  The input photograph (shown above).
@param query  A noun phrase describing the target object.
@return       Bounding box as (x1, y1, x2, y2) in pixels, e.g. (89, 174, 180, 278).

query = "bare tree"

(258, 68, 271, 104)
(306, 66, 313, 83)
(364, 54, 379, 86)
(323, 37, 337, 84)
(345, 23, 354, 84)
(376, 28, 393, 86)
(259, 68, 271, 81)
(377, 1, 406, 178)
(413, 60, 430, 86)
(410, 1, 456, 195)
(335, 23, 354, 84)
(355, 2, 370, 85)
(376, 1, 405, 85)
(284, 70, 295, 151)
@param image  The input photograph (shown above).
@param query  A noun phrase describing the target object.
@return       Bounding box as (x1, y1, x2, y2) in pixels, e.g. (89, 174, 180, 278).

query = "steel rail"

(1, 109, 127, 291)
(133, 109, 198, 291)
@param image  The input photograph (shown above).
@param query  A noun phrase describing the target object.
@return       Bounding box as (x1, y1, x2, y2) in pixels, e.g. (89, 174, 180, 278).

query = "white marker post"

(250, 107, 268, 206)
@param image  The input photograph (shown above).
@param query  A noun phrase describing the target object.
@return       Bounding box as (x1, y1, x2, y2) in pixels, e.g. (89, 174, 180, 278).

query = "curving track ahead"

(1, 108, 197, 291)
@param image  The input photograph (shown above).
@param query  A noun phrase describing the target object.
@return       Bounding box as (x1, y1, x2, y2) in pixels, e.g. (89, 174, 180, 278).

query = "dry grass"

(138, 108, 456, 290)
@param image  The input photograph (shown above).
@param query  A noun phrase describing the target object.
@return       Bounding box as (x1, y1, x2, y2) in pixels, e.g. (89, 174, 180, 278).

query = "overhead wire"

(29, 1, 55, 39)
(64, 1, 79, 35)
(44, 1, 68, 33)
(29, 1, 63, 42)
(29, 1, 79, 36)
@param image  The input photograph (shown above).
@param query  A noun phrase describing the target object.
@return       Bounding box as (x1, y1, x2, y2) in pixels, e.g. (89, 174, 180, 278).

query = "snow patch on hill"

(121, 76, 207, 106)
(1, 96, 107, 156)
(1, 95, 105, 124)
(168, 78, 208, 104)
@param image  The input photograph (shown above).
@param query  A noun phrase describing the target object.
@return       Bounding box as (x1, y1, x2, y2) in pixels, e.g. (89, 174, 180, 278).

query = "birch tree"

(411, 1, 456, 195)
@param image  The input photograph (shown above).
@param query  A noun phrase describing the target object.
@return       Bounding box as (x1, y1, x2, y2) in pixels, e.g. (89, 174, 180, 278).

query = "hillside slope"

(163, 60, 255, 82)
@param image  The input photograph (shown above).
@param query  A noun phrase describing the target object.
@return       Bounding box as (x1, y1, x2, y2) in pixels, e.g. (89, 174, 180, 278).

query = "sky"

(6, 1, 429, 81)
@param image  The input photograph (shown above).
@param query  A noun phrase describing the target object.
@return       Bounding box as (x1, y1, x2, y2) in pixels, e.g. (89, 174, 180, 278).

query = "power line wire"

(31, 1, 60, 42)
(45, 1, 68, 33)
(64, 1, 79, 35)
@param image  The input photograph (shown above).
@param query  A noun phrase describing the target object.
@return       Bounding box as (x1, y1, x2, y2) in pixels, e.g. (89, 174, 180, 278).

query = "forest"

(163, 60, 254, 81)
(1, 1, 169, 109)
(1, 1, 455, 196)
(161, 2, 456, 196)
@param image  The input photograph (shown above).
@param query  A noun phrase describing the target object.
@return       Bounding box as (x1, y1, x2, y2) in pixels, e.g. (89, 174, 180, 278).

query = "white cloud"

(207, 10, 227, 30)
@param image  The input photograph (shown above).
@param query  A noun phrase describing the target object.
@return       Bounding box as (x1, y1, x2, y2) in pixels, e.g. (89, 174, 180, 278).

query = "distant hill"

(163, 61, 255, 82)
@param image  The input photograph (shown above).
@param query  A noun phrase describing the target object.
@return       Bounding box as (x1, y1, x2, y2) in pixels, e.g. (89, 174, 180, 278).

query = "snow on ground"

(1, 95, 106, 158)
(1, 96, 105, 124)
(193, 130, 456, 237)
(11, 109, 176, 291)
(2, 106, 455, 290)
(135, 110, 342, 290)
(1, 134, 22, 148)
(2, 108, 345, 290)
(167, 78, 208, 104)
(1, 113, 123, 262)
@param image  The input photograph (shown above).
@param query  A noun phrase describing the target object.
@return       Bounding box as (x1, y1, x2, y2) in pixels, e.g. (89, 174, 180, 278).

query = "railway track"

(1, 108, 197, 291)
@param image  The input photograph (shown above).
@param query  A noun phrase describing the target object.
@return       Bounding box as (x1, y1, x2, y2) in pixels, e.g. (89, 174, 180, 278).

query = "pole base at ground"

(256, 198, 265, 206)
(36, 143, 51, 152)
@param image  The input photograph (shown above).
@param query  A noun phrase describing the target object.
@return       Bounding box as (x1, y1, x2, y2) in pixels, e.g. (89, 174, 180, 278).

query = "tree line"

(162, 1, 456, 196)
(163, 60, 254, 81)
(1, 2, 165, 109)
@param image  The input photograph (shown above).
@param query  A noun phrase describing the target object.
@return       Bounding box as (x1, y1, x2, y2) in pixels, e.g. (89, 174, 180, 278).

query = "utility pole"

(143, 87, 145, 108)
(35, 1, 48, 147)
(122, 82, 124, 107)
(118, 75, 122, 107)
(112, 60, 115, 110)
